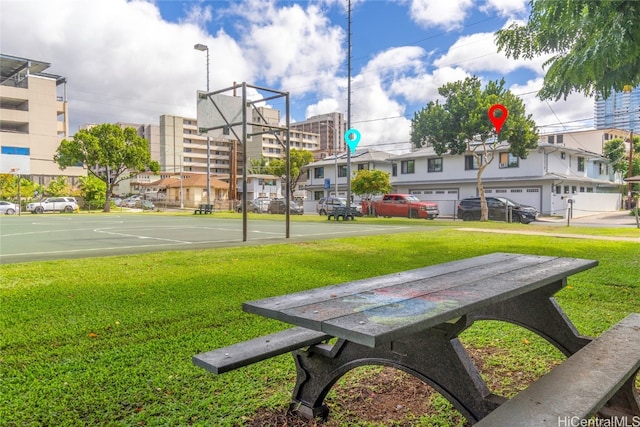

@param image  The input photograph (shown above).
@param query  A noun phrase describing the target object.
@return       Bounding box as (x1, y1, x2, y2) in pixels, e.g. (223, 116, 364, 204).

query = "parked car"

(136, 200, 155, 210)
(236, 198, 270, 213)
(268, 199, 304, 215)
(26, 197, 79, 214)
(457, 197, 538, 224)
(316, 197, 362, 216)
(0, 200, 19, 215)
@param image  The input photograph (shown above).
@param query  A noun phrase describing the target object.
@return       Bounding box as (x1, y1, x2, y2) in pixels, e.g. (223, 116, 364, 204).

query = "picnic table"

(194, 253, 640, 424)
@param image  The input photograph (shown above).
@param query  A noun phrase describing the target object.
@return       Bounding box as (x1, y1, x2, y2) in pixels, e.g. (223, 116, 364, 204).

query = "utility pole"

(346, 0, 352, 214)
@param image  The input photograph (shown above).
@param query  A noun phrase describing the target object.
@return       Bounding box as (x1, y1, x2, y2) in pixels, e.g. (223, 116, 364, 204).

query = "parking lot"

(0, 214, 422, 264)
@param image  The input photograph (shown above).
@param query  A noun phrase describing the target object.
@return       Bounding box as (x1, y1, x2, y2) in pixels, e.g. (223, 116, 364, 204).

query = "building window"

(314, 167, 324, 179)
(1, 146, 30, 155)
(464, 155, 480, 170)
(548, 135, 555, 144)
(392, 163, 397, 177)
(427, 157, 443, 172)
(357, 163, 369, 170)
(338, 165, 347, 177)
(314, 191, 324, 200)
(577, 157, 585, 172)
(499, 152, 519, 168)
(401, 160, 415, 174)
(557, 135, 563, 144)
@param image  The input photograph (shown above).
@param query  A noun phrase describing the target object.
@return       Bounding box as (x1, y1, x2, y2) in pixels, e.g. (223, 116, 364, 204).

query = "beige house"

(145, 174, 229, 209)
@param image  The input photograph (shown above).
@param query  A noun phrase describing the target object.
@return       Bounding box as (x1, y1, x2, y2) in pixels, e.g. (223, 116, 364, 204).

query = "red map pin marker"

(488, 104, 509, 134)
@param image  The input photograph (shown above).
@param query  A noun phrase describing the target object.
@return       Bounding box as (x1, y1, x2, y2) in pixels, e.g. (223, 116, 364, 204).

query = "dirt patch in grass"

(246, 344, 640, 426)
(245, 346, 510, 427)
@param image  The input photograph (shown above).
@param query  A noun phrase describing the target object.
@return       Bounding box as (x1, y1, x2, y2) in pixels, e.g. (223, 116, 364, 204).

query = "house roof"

(144, 175, 228, 189)
(311, 148, 394, 166)
(625, 175, 640, 183)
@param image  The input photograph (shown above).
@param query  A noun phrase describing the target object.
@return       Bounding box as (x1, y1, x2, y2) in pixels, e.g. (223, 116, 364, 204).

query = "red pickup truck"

(365, 194, 439, 219)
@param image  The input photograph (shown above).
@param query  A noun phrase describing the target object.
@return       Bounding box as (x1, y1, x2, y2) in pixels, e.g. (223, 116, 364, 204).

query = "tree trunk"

(103, 183, 112, 213)
(476, 165, 488, 221)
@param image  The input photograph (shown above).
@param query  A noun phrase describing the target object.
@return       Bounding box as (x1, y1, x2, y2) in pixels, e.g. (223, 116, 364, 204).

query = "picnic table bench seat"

(194, 204, 213, 214)
(327, 206, 357, 221)
(476, 313, 640, 426)
(193, 327, 331, 374)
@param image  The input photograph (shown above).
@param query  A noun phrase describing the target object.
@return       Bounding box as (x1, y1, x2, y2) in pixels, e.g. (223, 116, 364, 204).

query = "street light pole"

(194, 43, 211, 206)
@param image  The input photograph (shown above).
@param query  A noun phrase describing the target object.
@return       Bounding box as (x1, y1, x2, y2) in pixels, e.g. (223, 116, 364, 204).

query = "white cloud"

(0, 0, 254, 132)
(510, 79, 594, 133)
(306, 98, 341, 118)
(409, 0, 474, 30)
(480, 0, 528, 17)
(233, 2, 345, 95)
(433, 31, 546, 75)
(390, 66, 471, 104)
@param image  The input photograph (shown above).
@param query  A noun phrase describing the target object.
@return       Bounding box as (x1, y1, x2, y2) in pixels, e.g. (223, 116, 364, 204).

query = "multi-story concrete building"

(0, 53, 84, 185)
(247, 106, 320, 164)
(290, 112, 346, 160)
(595, 87, 640, 131)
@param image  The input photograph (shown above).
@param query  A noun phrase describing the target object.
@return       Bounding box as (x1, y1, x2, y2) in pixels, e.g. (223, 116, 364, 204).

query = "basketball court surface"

(0, 214, 425, 264)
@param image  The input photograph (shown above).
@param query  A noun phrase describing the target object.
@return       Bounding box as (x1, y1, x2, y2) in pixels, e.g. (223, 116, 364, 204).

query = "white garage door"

(486, 187, 542, 211)
(409, 189, 459, 216)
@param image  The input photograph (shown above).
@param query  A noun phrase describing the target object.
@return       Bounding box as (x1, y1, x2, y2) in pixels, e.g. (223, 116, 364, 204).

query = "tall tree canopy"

(411, 76, 538, 220)
(495, 0, 640, 100)
(265, 148, 314, 198)
(55, 123, 159, 212)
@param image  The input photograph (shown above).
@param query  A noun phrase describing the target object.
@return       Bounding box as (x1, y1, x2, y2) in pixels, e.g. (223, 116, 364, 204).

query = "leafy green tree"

(265, 149, 314, 198)
(55, 123, 159, 212)
(248, 156, 269, 174)
(45, 176, 71, 197)
(604, 138, 629, 176)
(351, 169, 392, 215)
(0, 174, 37, 200)
(411, 76, 538, 221)
(78, 175, 107, 211)
(495, 0, 640, 100)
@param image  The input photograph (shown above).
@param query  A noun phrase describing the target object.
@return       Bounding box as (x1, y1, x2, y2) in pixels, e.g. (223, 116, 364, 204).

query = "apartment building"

(595, 86, 640, 131)
(246, 106, 320, 163)
(0, 53, 84, 185)
(290, 112, 346, 160)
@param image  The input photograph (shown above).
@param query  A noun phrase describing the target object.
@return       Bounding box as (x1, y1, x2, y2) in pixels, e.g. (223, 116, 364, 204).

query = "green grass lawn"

(1, 228, 638, 426)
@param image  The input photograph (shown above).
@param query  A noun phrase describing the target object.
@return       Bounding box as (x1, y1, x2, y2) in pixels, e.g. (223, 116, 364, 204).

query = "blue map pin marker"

(344, 128, 361, 153)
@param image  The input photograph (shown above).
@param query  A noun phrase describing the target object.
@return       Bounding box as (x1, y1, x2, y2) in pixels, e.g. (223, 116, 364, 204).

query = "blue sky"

(1, 0, 595, 153)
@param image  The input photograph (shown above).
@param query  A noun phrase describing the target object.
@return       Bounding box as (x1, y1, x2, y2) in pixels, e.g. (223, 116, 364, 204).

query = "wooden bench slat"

(193, 327, 331, 374)
(244, 253, 522, 315)
(476, 313, 640, 426)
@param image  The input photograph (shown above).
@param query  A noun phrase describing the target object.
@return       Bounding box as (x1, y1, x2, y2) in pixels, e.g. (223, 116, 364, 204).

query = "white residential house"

(302, 148, 394, 212)
(236, 174, 283, 201)
(390, 143, 621, 218)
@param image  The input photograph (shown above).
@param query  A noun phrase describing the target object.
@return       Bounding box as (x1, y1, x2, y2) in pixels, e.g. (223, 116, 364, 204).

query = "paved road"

(0, 214, 429, 264)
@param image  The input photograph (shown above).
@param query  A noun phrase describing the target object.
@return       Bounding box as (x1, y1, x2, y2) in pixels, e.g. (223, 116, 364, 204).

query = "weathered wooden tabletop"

(243, 253, 598, 347)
